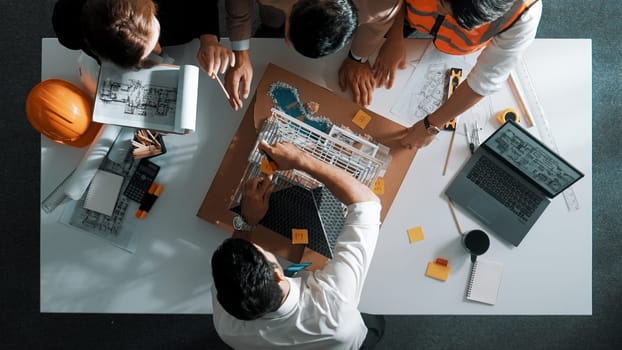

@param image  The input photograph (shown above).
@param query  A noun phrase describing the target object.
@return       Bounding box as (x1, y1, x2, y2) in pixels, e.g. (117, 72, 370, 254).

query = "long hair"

(211, 238, 283, 320)
(81, 0, 158, 68)
(288, 0, 358, 58)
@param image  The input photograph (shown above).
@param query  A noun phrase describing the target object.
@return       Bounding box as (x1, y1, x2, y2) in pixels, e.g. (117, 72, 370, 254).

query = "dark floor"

(1, 1, 620, 349)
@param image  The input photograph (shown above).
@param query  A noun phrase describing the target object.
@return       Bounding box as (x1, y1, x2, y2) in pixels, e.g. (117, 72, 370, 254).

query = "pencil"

(442, 128, 457, 176)
(508, 72, 534, 127)
(212, 73, 230, 100)
(447, 198, 464, 235)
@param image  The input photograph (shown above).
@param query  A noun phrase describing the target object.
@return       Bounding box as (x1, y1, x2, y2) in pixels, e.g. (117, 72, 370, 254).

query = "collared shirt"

(212, 201, 382, 350)
(225, 0, 401, 58)
(466, 1, 542, 96)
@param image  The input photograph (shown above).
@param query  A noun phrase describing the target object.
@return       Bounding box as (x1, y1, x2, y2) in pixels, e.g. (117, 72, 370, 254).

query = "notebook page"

(83, 170, 124, 216)
(466, 259, 504, 305)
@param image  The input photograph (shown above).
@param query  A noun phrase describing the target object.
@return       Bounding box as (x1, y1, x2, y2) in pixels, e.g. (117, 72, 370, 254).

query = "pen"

(464, 123, 474, 154)
(471, 121, 481, 149)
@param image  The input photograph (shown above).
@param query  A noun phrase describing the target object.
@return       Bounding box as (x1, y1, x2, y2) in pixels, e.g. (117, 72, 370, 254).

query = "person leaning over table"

(371, 0, 542, 150)
(52, 0, 234, 76)
(219, 0, 403, 111)
(211, 139, 385, 349)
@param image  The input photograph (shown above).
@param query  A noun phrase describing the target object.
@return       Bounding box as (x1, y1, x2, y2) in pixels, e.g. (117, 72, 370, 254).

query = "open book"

(93, 61, 199, 134)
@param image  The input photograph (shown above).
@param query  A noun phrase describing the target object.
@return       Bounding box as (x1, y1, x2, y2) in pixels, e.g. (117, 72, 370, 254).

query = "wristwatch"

(233, 215, 255, 232)
(348, 50, 368, 64)
(423, 115, 441, 135)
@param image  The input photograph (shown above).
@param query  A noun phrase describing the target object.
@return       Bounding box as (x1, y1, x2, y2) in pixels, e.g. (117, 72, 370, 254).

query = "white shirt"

(212, 201, 382, 350)
(467, 1, 543, 96)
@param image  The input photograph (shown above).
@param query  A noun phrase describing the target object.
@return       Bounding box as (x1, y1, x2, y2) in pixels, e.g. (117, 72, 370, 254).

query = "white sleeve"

(309, 201, 381, 305)
(467, 1, 543, 96)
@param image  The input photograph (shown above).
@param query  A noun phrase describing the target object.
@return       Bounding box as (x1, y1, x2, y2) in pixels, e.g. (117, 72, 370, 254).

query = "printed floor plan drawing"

(92, 62, 199, 133)
(391, 43, 479, 127)
(98, 78, 177, 119)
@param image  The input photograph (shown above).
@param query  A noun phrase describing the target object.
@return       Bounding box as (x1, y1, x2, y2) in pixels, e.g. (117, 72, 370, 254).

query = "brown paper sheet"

(197, 63, 417, 268)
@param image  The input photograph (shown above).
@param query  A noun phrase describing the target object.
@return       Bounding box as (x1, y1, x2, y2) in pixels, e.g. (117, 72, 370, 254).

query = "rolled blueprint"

(77, 51, 99, 97)
(63, 124, 123, 200)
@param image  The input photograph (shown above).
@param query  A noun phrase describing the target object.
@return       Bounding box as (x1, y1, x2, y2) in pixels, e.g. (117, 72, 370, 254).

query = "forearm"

(349, 0, 403, 58)
(384, 1, 405, 44)
(296, 153, 379, 206)
(232, 49, 250, 67)
(427, 82, 484, 126)
(199, 34, 219, 46)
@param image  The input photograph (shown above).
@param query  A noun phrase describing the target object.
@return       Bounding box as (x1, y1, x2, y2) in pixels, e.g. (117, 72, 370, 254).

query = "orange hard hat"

(25, 79, 102, 147)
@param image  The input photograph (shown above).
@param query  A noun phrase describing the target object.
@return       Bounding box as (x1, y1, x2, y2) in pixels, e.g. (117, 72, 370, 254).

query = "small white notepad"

(466, 259, 504, 305)
(83, 170, 123, 216)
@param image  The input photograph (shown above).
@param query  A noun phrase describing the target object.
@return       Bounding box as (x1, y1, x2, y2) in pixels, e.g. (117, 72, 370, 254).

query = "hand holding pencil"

(196, 34, 234, 101)
(196, 34, 235, 77)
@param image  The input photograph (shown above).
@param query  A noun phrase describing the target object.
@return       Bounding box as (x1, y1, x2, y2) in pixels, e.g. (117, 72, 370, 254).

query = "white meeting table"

(40, 38, 591, 314)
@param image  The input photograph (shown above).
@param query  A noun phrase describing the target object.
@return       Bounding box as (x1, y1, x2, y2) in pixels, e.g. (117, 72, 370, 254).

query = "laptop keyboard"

(467, 156, 543, 221)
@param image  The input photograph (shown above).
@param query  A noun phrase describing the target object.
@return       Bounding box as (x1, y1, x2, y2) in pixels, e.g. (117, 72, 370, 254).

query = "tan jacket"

(226, 0, 402, 58)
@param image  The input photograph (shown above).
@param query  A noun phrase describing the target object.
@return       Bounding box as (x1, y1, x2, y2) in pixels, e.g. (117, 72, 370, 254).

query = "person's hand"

(258, 139, 304, 171)
(399, 120, 436, 149)
(225, 50, 253, 111)
(338, 58, 376, 106)
(373, 35, 406, 89)
(196, 34, 235, 77)
(241, 175, 274, 225)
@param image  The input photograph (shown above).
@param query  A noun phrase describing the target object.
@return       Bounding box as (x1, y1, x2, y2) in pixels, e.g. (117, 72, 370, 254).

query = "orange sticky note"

(352, 110, 372, 129)
(260, 157, 275, 175)
(291, 228, 309, 244)
(407, 226, 424, 243)
(372, 178, 385, 195)
(425, 259, 451, 281)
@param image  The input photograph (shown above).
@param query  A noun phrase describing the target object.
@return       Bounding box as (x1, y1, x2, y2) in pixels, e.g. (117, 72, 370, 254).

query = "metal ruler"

(510, 59, 580, 211)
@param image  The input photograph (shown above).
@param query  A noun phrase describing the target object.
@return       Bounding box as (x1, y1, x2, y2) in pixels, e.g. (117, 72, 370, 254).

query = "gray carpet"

(1, 1, 620, 349)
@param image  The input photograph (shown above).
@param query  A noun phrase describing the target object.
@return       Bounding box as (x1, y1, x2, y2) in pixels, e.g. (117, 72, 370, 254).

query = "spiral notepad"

(466, 259, 504, 305)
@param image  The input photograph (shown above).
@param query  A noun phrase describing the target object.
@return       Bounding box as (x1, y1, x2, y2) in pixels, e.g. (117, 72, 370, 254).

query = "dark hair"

(446, 0, 515, 30)
(80, 0, 158, 69)
(211, 238, 283, 320)
(288, 0, 358, 58)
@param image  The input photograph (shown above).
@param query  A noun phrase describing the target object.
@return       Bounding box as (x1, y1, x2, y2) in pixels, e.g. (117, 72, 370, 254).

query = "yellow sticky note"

(407, 226, 424, 243)
(425, 260, 451, 281)
(352, 110, 372, 129)
(260, 157, 275, 175)
(373, 178, 385, 195)
(291, 228, 309, 244)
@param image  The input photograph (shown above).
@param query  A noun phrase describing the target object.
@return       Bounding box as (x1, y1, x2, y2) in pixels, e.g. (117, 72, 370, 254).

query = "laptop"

(445, 121, 583, 246)
(231, 184, 346, 259)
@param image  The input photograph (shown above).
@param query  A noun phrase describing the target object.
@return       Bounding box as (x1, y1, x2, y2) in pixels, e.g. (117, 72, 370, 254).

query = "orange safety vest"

(406, 0, 539, 55)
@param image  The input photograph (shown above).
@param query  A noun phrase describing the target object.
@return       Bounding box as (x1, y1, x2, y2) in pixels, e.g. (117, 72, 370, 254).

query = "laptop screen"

(484, 122, 584, 197)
